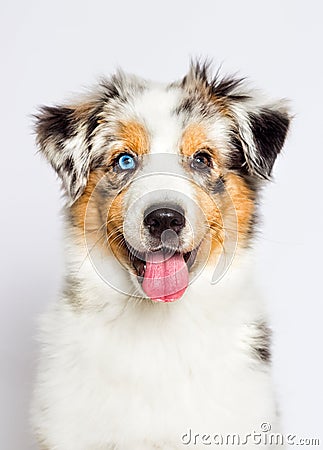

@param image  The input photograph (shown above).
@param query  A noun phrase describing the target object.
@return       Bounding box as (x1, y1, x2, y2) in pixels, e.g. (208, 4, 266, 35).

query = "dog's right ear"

(35, 101, 103, 204)
(35, 72, 146, 204)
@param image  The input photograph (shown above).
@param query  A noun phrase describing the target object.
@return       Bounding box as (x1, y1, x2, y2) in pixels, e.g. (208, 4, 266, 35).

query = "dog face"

(35, 62, 290, 302)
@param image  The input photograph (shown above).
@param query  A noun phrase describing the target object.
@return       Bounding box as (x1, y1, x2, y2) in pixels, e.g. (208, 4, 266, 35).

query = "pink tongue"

(142, 252, 189, 302)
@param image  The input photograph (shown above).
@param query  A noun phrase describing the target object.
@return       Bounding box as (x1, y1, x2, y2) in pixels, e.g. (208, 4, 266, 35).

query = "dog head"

(35, 62, 290, 302)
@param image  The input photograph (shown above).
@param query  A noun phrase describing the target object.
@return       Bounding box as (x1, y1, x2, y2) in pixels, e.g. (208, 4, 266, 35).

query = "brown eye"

(191, 152, 213, 171)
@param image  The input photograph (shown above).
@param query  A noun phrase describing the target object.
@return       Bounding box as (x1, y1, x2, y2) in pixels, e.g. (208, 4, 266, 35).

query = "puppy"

(31, 62, 290, 449)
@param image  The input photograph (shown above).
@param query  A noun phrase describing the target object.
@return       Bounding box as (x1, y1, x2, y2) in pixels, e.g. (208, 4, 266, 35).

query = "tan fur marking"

(117, 120, 150, 155)
(211, 96, 231, 116)
(70, 169, 106, 232)
(106, 188, 130, 266)
(70, 168, 130, 266)
(181, 123, 210, 157)
(195, 185, 225, 259)
(224, 173, 255, 244)
(180, 123, 222, 168)
(197, 172, 255, 267)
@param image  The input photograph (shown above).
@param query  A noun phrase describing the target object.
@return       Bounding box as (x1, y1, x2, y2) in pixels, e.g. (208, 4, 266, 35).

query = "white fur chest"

(32, 260, 278, 450)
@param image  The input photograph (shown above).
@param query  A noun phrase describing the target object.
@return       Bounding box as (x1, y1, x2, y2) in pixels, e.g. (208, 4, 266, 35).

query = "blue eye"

(117, 154, 136, 171)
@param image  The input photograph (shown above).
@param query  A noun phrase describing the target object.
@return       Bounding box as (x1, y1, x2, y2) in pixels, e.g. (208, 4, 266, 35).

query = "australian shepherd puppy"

(31, 62, 290, 450)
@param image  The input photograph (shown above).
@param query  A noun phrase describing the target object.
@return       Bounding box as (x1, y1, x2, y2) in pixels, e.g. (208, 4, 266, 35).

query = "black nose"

(144, 205, 185, 238)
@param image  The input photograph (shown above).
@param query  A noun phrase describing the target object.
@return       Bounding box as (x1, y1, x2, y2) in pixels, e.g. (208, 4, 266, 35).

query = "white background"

(1, 1, 322, 448)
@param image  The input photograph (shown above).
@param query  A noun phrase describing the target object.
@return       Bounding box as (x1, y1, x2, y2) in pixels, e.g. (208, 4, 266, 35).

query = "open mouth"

(126, 244, 199, 303)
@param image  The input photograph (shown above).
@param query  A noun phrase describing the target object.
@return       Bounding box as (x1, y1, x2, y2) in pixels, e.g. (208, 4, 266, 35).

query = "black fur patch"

(176, 97, 195, 114)
(210, 74, 247, 100)
(246, 210, 259, 241)
(211, 175, 225, 194)
(252, 321, 272, 363)
(85, 105, 104, 154)
(229, 108, 290, 182)
(249, 108, 290, 177)
(228, 134, 249, 175)
(71, 171, 76, 188)
(35, 106, 76, 146)
(86, 106, 102, 142)
(227, 135, 262, 193)
(99, 79, 122, 102)
(63, 156, 75, 174)
(91, 153, 106, 170)
(181, 60, 248, 100)
(99, 74, 145, 104)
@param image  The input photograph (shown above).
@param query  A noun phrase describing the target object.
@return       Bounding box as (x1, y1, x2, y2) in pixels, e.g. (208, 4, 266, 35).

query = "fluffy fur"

(31, 61, 290, 449)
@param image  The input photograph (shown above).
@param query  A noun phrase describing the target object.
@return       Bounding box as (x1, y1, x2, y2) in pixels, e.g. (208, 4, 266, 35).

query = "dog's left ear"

(182, 61, 291, 179)
(35, 101, 102, 204)
(229, 99, 291, 179)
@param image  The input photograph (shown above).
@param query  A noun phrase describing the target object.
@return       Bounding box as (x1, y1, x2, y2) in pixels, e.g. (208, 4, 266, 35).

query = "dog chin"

(125, 241, 200, 302)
